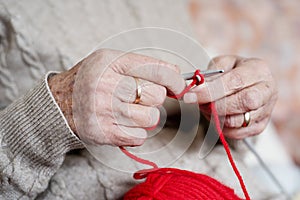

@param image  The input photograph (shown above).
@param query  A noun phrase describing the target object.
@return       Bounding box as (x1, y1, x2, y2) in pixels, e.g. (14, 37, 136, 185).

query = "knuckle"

(132, 138, 146, 146)
(111, 60, 129, 74)
(158, 59, 180, 73)
(224, 116, 233, 127)
(154, 86, 167, 105)
(131, 107, 160, 127)
(256, 59, 271, 76)
(211, 55, 228, 65)
(114, 135, 131, 146)
(263, 81, 275, 101)
(144, 83, 167, 105)
(131, 130, 147, 146)
(105, 130, 120, 145)
(151, 65, 163, 83)
(211, 56, 224, 63)
(256, 120, 268, 134)
(247, 119, 268, 138)
(210, 55, 237, 69)
(119, 104, 130, 118)
(253, 58, 267, 68)
(215, 99, 226, 115)
(272, 88, 278, 102)
(110, 130, 133, 146)
(212, 55, 231, 64)
(230, 133, 244, 140)
(223, 129, 240, 140)
(82, 48, 96, 62)
(92, 49, 105, 57)
(236, 133, 248, 140)
(147, 107, 160, 127)
(242, 90, 261, 110)
(249, 129, 261, 137)
(95, 48, 105, 54)
(92, 49, 112, 60)
(224, 115, 238, 127)
(123, 129, 147, 146)
(172, 64, 181, 73)
(246, 58, 272, 77)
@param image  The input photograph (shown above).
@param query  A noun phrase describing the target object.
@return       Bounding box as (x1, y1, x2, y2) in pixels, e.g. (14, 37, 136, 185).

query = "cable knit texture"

(0, 74, 83, 199)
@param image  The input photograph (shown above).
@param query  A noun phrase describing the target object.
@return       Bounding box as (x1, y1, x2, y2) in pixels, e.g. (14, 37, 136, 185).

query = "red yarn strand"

(120, 69, 250, 200)
(168, 70, 204, 100)
(119, 146, 158, 169)
(209, 102, 250, 200)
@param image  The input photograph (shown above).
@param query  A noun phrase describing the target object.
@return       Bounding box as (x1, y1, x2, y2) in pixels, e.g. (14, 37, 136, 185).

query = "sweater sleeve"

(0, 73, 84, 199)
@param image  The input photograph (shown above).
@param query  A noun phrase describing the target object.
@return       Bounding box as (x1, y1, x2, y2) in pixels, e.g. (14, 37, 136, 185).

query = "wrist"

(48, 70, 77, 135)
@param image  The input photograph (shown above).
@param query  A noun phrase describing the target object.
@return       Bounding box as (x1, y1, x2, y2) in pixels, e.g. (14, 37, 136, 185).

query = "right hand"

(48, 49, 185, 146)
(183, 55, 277, 139)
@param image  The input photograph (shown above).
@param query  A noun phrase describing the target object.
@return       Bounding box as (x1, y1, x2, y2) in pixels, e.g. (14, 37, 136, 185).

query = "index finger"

(185, 59, 268, 104)
(110, 51, 186, 95)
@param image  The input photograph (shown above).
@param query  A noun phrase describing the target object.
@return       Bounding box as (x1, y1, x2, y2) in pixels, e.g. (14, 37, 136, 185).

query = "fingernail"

(183, 93, 197, 103)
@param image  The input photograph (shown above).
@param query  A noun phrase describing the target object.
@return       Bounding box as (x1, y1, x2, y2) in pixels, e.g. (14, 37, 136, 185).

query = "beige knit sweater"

(0, 1, 280, 199)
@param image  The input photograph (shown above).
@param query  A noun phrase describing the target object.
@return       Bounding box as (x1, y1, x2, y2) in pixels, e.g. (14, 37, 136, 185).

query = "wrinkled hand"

(49, 49, 185, 146)
(184, 55, 277, 139)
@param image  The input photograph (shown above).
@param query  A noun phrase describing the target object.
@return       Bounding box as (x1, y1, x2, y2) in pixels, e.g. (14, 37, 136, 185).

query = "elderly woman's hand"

(183, 55, 277, 139)
(48, 49, 185, 146)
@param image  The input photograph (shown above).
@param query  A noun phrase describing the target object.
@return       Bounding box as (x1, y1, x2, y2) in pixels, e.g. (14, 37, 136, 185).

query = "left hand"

(183, 55, 278, 139)
(48, 49, 185, 146)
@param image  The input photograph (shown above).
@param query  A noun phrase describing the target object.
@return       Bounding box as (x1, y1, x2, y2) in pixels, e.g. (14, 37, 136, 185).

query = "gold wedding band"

(242, 112, 251, 127)
(133, 78, 142, 104)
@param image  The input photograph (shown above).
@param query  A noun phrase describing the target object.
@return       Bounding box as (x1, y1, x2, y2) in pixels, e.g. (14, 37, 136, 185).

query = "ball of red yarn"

(124, 168, 241, 200)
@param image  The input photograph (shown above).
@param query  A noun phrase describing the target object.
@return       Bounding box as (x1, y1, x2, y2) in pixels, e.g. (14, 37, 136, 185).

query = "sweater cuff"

(0, 72, 83, 170)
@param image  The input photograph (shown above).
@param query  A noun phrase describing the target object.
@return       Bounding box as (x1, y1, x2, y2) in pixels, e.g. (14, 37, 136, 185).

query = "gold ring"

(133, 78, 142, 104)
(242, 112, 250, 127)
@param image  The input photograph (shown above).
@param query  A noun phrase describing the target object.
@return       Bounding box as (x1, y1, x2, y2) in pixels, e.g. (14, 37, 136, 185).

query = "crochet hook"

(182, 69, 224, 80)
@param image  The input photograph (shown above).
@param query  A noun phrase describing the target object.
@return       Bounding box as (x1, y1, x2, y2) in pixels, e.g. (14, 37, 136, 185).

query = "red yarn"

(168, 69, 204, 100)
(120, 146, 158, 169)
(210, 103, 250, 200)
(124, 168, 241, 200)
(121, 69, 250, 200)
